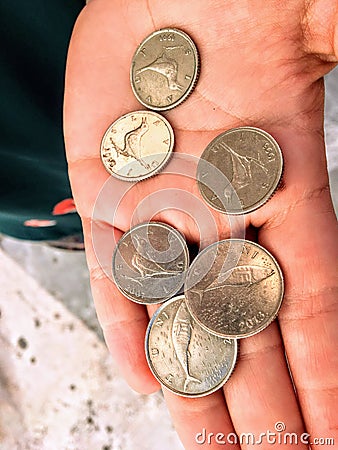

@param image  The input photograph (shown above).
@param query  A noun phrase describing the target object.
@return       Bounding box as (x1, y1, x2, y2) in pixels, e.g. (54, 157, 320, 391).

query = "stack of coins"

(103, 28, 284, 397)
(112, 228, 284, 397)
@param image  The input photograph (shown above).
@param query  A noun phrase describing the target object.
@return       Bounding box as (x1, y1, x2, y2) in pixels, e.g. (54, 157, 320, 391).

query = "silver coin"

(130, 28, 200, 111)
(197, 127, 283, 214)
(112, 222, 189, 304)
(185, 239, 284, 338)
(145, 295, 238, 397)
(100, 111, 174, 182)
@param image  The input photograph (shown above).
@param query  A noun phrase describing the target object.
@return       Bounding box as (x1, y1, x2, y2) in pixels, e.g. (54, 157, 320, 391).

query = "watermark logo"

(195, 422, 335, 446)
(91, 153, 246, 281)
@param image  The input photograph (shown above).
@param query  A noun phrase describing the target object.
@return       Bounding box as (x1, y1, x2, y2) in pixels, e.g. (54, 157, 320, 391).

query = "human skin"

(64, 1, 338, 448)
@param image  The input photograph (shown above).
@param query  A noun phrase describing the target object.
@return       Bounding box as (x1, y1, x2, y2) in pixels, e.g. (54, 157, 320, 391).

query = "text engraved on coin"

(159, 33, 175, 42)
(151, 348, 159, 357)
(165, 374, 174, 384)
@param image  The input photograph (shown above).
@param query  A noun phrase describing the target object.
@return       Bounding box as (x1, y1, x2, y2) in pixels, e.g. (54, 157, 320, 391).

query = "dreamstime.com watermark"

(195, 422, 335, 446)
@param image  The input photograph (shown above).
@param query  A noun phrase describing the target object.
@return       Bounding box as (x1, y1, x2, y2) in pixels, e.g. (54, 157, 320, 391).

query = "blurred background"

(0, 1, 337, 449)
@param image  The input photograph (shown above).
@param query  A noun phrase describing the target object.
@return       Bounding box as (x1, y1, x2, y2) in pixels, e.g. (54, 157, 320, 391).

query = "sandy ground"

(0, 67, 337, 450)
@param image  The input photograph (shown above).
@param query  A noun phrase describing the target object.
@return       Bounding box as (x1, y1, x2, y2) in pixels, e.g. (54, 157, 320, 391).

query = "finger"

(163, 389, 241, 450)
(63, 1, 141, 165)
(82, 219, 159, 394)
(301, 1, 338, 66)
(224, 323, 308, 449)
(259, 188, 338, 448)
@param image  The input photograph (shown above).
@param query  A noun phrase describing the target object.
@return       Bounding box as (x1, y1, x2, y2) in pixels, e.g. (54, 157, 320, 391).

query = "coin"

(100, 111, 174, 181)
(197, 127, 283, 214)
(185, 239, 284, 338)
(130, 28, 200, 111)
(145, 295, 238, 397)
(112, 222, 189, 304)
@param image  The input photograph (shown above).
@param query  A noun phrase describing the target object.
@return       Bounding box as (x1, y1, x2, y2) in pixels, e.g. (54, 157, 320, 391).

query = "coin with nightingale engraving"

(145, 295, 238, 397)
(185, 239, 284, 338)
(112, 222, 189, 304)
(130, 28, 200, 111)
(197, 127, 283, 214)
(100, 111, 174, 182)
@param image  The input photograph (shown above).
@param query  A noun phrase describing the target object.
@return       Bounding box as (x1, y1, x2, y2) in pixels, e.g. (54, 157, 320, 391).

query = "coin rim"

(100, 110, 174, 182)
(197, 127, 284, 214)
(145, 294, 238, 397)
(112, 222, 190, 304)
(184, 238, 285, 338)
(130, 28, 200, 111)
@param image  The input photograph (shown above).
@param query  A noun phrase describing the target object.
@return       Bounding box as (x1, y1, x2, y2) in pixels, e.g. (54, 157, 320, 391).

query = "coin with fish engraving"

(185, 239, 284, 338)
(145, 295, 238, 397)
(197, 127, 283, 214)
(100, 111, 174, 181)
(112, 222, 189, 304)
(130, 28, 200, 111)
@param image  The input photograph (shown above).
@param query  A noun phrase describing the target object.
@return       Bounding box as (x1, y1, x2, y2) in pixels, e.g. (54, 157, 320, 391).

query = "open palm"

(64, 1, 337, 448)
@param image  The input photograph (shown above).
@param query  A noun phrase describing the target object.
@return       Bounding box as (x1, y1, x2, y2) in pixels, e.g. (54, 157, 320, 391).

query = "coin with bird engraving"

(112, 222, 189, 304)
(145, 295, 238, 397)
(197, 127, 283, 214)
(185, 239, 284, 338)
(100, 111, 174, 181)
(130, 28, 200, 111)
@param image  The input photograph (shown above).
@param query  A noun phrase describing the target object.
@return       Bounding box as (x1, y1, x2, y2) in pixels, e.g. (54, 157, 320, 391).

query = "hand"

(64, 1, 338, 448)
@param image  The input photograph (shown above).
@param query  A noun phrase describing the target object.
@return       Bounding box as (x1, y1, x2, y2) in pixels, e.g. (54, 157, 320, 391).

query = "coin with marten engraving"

(131, 28, 200, 111)
(100, 111, 174, 181)
(112, 222, 189, 304)
(197, 127, 283, 214)
(185, 239, 284, 338)
(145, 295, 238, 397)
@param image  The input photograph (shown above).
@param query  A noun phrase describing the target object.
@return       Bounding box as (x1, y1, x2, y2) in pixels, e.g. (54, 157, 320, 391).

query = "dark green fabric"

(0, 0, 84, 240)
